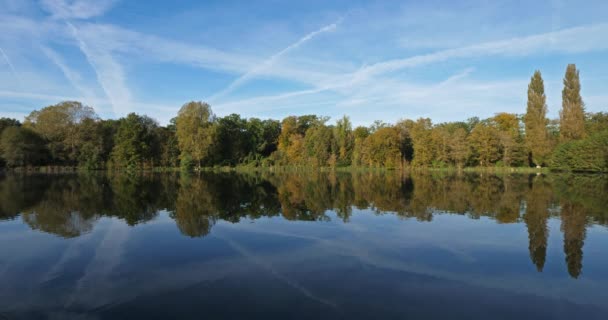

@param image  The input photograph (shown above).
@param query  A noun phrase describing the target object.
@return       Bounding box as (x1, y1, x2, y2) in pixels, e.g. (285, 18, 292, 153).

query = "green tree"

(246, 118, 280, 160)
(0, 118, 20, 133)
(0, 118, 21, 167)
(585, 112, 608, 136)
(550, 130, 608, 172)
(352, 126, 370, 166)
(24, 101, 98, 164)
(525, 71, 552, 166)
(172, 176, 217, 237)
(111, 113, 159, 169)
(304, 121, 333, 167)
(76, 118, 107, 169)
(157, 126, 180, 167)
(215, 114, 250, 165)
(176, 101, 216, 168)
(560, 64, 586, 142)
(0, 127, 47, 167)
(334, 116, 354, 166)
(394, 119, 414, 163)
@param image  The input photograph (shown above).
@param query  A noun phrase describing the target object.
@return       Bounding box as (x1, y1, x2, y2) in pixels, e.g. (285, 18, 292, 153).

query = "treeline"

(0, 64, 606, 171)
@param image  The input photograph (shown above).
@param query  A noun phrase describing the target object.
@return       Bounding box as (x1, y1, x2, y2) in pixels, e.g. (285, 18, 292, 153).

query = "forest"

(1, 64, 607, 172)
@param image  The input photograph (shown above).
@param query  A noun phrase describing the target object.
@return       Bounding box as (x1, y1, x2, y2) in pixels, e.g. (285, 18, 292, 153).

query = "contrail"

(66, 21, 133, 116)
(210, 17, 344, 102)
(0, 47, 23, 89)
(215, 233, 338, 309)
(41, 45, 99, 105)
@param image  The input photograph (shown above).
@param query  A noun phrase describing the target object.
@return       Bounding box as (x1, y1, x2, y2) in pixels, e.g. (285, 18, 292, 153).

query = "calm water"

(0, 171, 607, 319)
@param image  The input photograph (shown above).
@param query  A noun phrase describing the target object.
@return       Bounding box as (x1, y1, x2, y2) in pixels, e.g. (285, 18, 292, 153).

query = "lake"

(0, 171, 607, 319)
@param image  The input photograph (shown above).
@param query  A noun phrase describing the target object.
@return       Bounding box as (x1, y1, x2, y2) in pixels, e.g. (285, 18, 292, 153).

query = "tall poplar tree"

(560, 64, 586, 142)
(524, 71, 551, 167)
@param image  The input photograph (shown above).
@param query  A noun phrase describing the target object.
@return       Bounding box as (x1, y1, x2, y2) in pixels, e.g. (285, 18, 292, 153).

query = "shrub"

(550, 130, 608, 172)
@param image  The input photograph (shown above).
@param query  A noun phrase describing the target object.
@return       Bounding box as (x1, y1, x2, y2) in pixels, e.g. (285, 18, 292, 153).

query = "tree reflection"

(0, 174, 50, 221)
(172, 173, 216, 237)
(21, 175, 102, 237)
(523, 175, 552, 272)
(0, 170, 605, 278)
(561, 201, 587, 278)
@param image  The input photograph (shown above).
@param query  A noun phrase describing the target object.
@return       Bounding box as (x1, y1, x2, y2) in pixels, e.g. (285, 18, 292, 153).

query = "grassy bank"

(2, 165, 597, 175)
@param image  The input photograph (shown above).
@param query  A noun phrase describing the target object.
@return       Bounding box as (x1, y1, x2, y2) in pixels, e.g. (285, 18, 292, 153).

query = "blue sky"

(1, 0, 607, 126)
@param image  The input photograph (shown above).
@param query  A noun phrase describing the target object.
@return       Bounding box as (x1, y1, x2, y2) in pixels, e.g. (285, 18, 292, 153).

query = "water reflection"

(0, 171, 606, 279)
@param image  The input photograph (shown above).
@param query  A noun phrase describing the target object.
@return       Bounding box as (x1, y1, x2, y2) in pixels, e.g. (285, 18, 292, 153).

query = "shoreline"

(3, 165, 605, 174)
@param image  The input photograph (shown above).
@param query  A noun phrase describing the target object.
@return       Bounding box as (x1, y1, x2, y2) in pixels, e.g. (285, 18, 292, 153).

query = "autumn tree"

(277, 116, 297, 160)
(560, 64, 586, 142)
(449, 127, 469, 169)
(176, 101, 216, 168)
(410, 118, 434, 167)
(276, 115, 321, 165)
(468, 122, 501, 166)
(493, 113, 525, 166)
(430, 126, 450, 166)
(361, 127, 401, 168)
(524, 71, 552, 167)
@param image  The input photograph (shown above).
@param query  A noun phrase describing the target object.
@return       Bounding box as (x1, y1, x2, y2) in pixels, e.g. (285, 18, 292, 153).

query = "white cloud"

(215, 69, 528, 125)
(67, 22, 132, 116)
(210, 18, 343, 101)
(40, 0, 117, 20)
(357, 23, 608, 79)
(0, 47, 24, 90)
(40, 45, 99, 105)
(73, 22, 348, 88)
(1, 3, 608, 125)
(0, 89, 83, 101)
(213, 23, 608, 122)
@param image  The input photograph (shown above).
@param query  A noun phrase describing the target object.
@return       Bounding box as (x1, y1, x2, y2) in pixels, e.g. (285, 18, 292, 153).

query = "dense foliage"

(0, 65, 606, 172)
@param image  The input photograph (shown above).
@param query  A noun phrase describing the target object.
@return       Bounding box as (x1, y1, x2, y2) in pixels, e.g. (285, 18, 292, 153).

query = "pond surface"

(0, 171, 607, 319)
